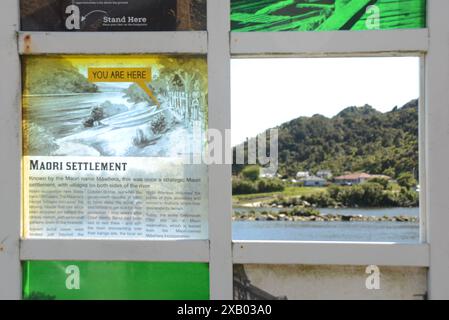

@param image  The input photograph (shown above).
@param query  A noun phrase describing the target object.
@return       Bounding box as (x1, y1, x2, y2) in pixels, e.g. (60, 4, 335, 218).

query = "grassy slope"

(233, 186, 326, 205)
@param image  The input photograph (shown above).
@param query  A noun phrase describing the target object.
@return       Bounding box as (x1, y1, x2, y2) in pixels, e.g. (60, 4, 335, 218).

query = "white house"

(301, 176, 326, 187)
(316, 170, 333, 180)
(296, 171, 310, 179)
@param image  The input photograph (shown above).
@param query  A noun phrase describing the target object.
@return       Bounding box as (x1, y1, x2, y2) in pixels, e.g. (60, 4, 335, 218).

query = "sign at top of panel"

(231, 0, 426, 32)
(21, 0, 207, 31)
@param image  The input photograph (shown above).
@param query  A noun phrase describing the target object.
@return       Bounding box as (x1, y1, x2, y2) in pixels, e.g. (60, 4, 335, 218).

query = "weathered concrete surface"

(241, 264, 427, 300)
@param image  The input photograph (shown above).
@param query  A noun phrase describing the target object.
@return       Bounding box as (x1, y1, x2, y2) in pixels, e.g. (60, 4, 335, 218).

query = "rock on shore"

(232, 208, 418, 223)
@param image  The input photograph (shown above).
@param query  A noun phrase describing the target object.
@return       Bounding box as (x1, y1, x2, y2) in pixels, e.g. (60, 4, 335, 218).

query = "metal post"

(208, 0, 233, 300)
(426, 0, 449, 299)
(0, 0, 22, 300)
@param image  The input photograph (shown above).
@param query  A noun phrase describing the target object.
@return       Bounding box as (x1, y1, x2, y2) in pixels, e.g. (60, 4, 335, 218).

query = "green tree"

(232, 178, 257, 195)
(233, 99, 419, 180)
(362, 183, 384, 207)
(241, 165, 260, 181)
(397, 172, 417, 190)
(383, 167, 396, 178)
(368, 177, 389, 189)
(257, 179, 284, 193)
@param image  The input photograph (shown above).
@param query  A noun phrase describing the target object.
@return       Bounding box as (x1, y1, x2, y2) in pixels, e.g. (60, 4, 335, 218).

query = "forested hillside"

(233, 99, 419, 179)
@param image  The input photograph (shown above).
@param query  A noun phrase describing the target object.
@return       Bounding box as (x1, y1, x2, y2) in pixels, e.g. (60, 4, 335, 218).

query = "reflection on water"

(24, 92, 133, 137)
(233, 220, 419, 243)
(233, 207, 420, 242)
(234, 206, 419, 217)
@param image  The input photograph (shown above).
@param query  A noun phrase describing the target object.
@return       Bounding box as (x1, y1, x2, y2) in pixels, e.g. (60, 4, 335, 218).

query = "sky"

(231, 57, 420, 146)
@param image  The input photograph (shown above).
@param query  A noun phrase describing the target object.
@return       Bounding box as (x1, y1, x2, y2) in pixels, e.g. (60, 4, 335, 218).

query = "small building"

(301, 176, 326, 187)
(334, 173, 372, 185)
(316, 170, 333, 180)
(296, 171, 310, 179)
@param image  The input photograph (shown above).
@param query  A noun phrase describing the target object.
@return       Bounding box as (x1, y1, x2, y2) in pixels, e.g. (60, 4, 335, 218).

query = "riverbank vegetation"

(294, 182, 418, 208)
(233, 165, 285, 195)
(232, 100, 419, 209)
(233, 209, 418, 223)
(233, 100, 418, 179)
(233, 163, 418, 208)
(234, 183, 417, 208)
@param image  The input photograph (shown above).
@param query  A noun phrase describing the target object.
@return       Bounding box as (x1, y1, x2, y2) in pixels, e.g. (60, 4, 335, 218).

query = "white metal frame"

(20, 240, 209, 262)
(233, 242, 429, 267)
(18, 32, 208, 54)
(1, 0, 449, 300)
(230, 29, 429, 55)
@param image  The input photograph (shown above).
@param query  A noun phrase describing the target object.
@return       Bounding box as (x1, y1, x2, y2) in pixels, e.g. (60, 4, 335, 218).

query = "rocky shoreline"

(233, 207, 418, 223)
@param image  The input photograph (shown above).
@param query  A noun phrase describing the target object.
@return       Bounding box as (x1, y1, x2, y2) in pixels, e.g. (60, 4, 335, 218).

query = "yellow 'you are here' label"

(88, 67, 159, 107)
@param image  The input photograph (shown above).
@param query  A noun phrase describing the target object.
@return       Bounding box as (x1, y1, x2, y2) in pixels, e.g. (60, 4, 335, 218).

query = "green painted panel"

(231, 0, 426, 32)
(23, 261, 210, 300)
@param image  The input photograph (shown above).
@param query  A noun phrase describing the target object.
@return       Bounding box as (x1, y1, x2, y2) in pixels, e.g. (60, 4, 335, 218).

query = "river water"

(233, 207, 420, 243)
(24, 92, 134, 138)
